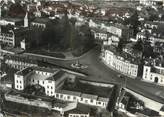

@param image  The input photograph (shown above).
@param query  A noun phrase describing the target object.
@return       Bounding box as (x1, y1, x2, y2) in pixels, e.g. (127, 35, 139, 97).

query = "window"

(20, 86, 22, 89)
(80, 98, 83, 101)
(51, 92, 53, 94)
(73, 97, 76, 100)
(17, 80, 18, 83)
(85, 100, 88, 103)
(60, 94, 63, 98)
(51, 86, 53, 89)
(56, 94, 59, 98)
(43, 81, 44, 84)
(47, 86, 49, 89)
(47, 91, 49, 94)
(67, 96, 70, 99)
(33, 79, 34, 82)
(90, 99, 93, 103)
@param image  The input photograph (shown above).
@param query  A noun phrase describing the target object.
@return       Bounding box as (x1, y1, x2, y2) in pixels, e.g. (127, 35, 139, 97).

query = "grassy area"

(62, 80, 112, 98)
(2, 100, 53, 117)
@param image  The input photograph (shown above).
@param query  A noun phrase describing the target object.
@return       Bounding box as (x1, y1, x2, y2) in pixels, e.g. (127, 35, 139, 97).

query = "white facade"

(94, 32, 108, 41)
(0, 33, 15, 46)
(14, 67, 67, 96)
(142, 65, 164, 85)
(108, 26, 122, 37)
(103, 49, 138, 77)
(55, 92, 108, 108)
(140, 0, 164, 6)
(68, 113, 89, 117)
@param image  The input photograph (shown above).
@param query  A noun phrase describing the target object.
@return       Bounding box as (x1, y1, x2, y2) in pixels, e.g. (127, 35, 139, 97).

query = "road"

(28, 46, 164, 104)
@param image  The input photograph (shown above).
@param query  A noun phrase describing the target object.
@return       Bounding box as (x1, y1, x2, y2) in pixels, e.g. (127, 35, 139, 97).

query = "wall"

(125, 88, 163, 112)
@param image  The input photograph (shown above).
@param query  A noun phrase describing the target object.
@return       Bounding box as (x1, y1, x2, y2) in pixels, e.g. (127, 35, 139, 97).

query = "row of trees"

(29, 12, 94, 54)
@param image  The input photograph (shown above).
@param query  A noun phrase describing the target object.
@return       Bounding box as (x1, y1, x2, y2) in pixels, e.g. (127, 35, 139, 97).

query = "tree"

(124, 11, 140, 36)
(117, 38, 124, 53)
(133, 39, 144, 52)
(107, 85, 120, 117)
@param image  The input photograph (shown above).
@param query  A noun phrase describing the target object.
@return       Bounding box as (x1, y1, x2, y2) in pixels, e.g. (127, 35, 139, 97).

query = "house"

(65, 104, 94, 117)
(142, 65, 164, 86)
(140, 0, 164, 6)
(4, 54, 38, 70)
(31, 17, 51, 29)
(14, 67, 68, 96)
(0, 26, 30, 47)
(107, 24, 133, 41)
(55, 79, 113, 108)
(102, 46, 139, 78)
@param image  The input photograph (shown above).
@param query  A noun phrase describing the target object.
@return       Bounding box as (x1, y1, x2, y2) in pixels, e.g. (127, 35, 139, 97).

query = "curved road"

(31, 46, 164, 104)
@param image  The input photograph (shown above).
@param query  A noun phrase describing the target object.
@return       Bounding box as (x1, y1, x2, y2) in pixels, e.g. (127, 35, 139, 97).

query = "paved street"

(27, 46, 164, 104)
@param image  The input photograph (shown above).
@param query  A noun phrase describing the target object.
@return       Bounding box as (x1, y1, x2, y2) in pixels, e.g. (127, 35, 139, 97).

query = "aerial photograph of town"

(0, 0, 164, 117)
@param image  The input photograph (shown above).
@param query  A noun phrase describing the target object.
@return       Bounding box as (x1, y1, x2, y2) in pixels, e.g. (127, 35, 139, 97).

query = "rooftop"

(16, 66, 58, 77)
(62, 79, 112, 98)
(32, 17, 51, 24)
(28, 72, 50, 81)
(104, 45, 140, 65)
(66, 103, 92, 115)
(56, 90, 81, 97)
(47, 70, 66, 81)
(81, 93, 98, 100)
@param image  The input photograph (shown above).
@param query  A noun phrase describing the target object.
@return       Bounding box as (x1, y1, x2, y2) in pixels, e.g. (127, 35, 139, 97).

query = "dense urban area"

(0, 0, 164, 117)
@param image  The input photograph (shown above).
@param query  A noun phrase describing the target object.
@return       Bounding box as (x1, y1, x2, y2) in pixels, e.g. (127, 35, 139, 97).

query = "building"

(31, 18, 51, 29)
(14, 66, 116, 108)
(65, 104, 93, 117)
(0, 18, 24, 27)
(14, 67, 67, 96)
(102, 46, 139, 78)
(107, 24, 133, 40)
(140, 0, 164, 6)
(142, 65, 164, 85)
(0, 27, 30, 47)
(54, 78, 113, 108)
(4, 54, 38, 70)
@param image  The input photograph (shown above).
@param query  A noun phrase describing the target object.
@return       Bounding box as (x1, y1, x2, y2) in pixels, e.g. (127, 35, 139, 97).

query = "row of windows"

(56, 94, 105, 106)
(69, 114, 88, 117)
(47, 91, 54, 95)
(16, 85, 22, 89)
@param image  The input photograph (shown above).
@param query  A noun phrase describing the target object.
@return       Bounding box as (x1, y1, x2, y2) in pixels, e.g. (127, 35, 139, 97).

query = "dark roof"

(47, 70, 65, 81)
(66, 103, 91, 115)
(16, 67, 33, 76)
(32, 18, 51, 24)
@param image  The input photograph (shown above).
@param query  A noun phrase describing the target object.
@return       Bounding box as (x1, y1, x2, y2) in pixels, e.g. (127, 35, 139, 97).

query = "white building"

(107, 24, 133, 40)
(140, 0, 164, 6)
(4, 54, 38, 70)
(142, 65, 164, 85)
(102, 46, 138, 78)
(14, 67, 111, 108)
(14, 67, 67, 96)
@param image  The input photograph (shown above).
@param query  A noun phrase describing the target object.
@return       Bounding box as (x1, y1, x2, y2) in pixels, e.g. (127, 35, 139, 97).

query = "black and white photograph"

(0, 0, 164, 117)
